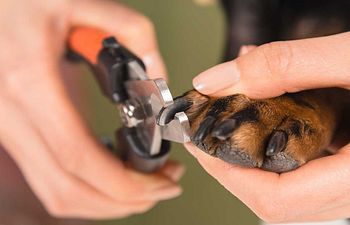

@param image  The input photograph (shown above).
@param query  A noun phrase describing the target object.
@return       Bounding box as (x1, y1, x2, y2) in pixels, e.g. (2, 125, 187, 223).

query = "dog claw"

(211, 119, 237, 140)
(157, 96, 192, 125)
(193, 116, 216, 142)
(266, 131, 288, 156)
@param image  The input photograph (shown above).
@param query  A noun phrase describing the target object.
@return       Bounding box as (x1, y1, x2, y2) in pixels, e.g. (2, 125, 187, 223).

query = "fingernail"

(172, 166, 186, 181)
(153, 186, 182, 200)
(238, 46, 249, 56)
(265, 131, 288, 156)
(165, 165, 186, 182)
(142, 52, 157, 68)
(193, 61, 240, 95)
(239, 45, 257, 56)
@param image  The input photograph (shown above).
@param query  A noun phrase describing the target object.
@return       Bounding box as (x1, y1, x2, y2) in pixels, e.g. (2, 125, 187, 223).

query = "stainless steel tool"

(69, 27, 191, 173)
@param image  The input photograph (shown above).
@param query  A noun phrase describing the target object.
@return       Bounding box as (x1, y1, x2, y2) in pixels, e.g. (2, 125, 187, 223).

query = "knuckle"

(58, 149, 84, 173)
(43, 180, 77, 218)
(56, 142, 95, 174)
(258, 41, 294, 78)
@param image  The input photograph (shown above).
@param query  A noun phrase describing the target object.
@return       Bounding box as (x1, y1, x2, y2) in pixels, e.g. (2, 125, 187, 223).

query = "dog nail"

(211, 119, 237, 140)
(266, 131, 288, 156)
(193, 116, 216, 142)
(157, 97, 192, 125)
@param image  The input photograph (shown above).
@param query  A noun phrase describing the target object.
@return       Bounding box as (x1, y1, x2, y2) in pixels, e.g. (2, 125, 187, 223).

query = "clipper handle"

(116, 128, 170, 173)
(68, 26, 110, 64)
(67, 27, 170, 173)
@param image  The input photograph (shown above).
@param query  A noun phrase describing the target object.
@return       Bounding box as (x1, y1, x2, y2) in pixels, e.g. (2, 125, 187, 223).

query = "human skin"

(187, 33, 350, 223)
(0, 0, 184, 219)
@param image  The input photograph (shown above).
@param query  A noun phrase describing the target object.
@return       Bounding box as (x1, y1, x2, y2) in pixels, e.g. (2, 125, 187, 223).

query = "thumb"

(70, 0, 167, 79)
(193, 32, 350, 99)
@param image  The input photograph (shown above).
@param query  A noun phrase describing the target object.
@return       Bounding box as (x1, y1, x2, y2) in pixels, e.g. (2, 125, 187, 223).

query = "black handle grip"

(116, 128, 170, 173)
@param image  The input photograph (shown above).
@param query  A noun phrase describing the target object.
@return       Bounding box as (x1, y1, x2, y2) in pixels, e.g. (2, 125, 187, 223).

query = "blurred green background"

(82, 1, 259, 225)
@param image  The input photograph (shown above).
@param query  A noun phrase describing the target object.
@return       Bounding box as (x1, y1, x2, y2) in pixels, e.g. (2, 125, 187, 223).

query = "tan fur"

(182, 88, 349, 171)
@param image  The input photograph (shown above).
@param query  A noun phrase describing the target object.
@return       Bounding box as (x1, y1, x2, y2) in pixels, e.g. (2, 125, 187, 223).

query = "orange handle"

(68, 27, 111, 64)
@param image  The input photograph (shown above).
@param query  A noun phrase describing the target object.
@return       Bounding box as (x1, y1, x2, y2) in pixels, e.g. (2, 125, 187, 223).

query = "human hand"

(0, 0, 182, 219)
(186, 32, 350, 223)
(193, 33, 350, 98)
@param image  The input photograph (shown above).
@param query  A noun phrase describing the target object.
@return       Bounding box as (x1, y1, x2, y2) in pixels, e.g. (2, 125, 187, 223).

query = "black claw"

(157, 97, 192, 125)
(265, 131, 288, 156)
(193, 116, 216, 142)
(211, 119, 237, 140)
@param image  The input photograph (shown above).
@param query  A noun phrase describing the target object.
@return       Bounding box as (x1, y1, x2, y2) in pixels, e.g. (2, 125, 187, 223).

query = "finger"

(0, 100, 158, 219)
(185, 143, 279, 213)
(125, 168, 183, 201)
(7, 63, 180, 204)
(70, 0, 167, 79)
(158, 160, 186, 182)
(39, 111, 181, 202)
(185, 142, 350, 223)
(193, 32, 350, 98)
(238, 45, 257, 56)
(276, 145, 350, 220)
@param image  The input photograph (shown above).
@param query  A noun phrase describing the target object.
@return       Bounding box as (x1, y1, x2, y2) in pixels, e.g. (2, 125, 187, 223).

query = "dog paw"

(174, 90, 336, 173)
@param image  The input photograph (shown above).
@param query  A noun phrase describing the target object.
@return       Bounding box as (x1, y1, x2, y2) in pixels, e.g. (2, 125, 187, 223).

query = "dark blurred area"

(0, 147, 89, 225)
(221, 0, 350, 59)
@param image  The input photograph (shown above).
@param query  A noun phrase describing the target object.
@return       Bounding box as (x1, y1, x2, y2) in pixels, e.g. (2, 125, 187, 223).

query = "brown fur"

(178, 1, 350, 172)
(181, 88, 349, 172)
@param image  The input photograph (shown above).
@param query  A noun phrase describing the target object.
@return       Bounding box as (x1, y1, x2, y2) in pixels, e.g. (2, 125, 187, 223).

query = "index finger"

(70, 0, 167, 79)
(193, 32, 350, 99)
